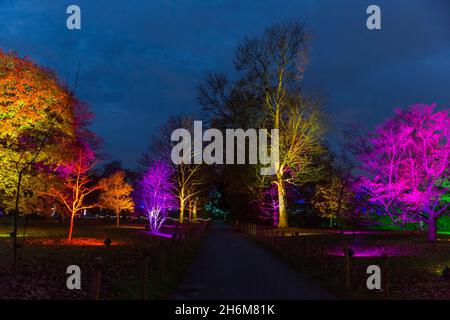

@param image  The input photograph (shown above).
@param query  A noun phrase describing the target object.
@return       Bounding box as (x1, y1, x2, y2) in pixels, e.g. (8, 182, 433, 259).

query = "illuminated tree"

(0, 50, 93, 269)
(357, 104, 450, 241)
(141, 116, 205, 224)
(139, 161, 177, 234)
(45, 148, 100, 241)
(174, 162, 204, 223)
(259, 99, 325, 228)
(313, 175, 353, 227)
(199, 22, 323, 228)
(188, 200, 197, 222)
(0, 51, 76, 210)
(188, 197, 203, 223)
(0, 52, 85, 194)
(98, 170, 134, 226)
(312, 154, 355, 227)
(253, 184, 279, 226)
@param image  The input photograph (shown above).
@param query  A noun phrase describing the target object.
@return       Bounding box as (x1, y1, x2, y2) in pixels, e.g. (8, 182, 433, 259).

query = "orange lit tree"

(0, 51, 82, 209)
(46, 148, 100, 241)
(0, 50, 93, 269)
(98, 170, 134, 226)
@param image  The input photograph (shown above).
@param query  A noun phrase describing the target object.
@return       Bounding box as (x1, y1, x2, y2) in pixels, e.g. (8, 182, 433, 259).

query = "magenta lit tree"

(45, 143, 98, 241)
(357, 104, 450, 241)
(253, 185, 279, 226)
(139, 161, 177, 234)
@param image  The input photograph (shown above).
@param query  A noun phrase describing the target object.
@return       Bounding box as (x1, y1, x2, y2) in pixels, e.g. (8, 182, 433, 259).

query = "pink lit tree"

(45, 144, 99, 241)
(139, 161, 177, 234)
(357, 104, 450, 241)
(253, 184, 279, 226)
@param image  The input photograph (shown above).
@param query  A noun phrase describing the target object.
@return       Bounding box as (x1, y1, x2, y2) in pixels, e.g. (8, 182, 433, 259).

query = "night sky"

(1, 0, 449, 168)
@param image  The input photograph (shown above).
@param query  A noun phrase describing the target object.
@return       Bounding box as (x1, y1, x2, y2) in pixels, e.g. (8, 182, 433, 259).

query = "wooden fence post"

(169, 234, 175, 272)
(344, 246, 351, 289)
(160, 243, 166, 281)
(382, 254, 390, 300)
(142, 250, 150, 300)
(91, 257, 103, 300)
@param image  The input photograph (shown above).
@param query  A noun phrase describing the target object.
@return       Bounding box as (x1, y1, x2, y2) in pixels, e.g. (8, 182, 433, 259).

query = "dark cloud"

(1, 0, 448, 167)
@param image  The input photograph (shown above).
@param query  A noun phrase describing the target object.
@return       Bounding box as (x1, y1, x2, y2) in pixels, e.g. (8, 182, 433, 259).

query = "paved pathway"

(172, 221, 335, 300)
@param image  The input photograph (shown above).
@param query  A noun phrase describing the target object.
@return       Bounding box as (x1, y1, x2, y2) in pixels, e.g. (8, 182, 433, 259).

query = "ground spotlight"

(104, 238, 112, 247)
(347, 248, 354, 257)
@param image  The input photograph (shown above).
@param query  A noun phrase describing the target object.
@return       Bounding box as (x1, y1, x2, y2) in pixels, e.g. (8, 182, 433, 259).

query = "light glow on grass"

(0, 233, 34, 238)
(110, 225, 146, 230)
(139, 230, 173, 238)
(149, 232, 173, 238)
(26, 237, 125, 246)
(326, 244, 424, 257)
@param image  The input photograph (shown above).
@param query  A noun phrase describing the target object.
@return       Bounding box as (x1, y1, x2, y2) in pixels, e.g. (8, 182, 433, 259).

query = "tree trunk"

(12, 171, 23, 273)
(193, 203, 197, 223)
(276, 178, 287, 228)
(68, 211, 75, 241)
(179, 201, 185, 224)
(427, 215, 437, 242)
(336, 185, 344, 226)
(116, 208, 120, 226)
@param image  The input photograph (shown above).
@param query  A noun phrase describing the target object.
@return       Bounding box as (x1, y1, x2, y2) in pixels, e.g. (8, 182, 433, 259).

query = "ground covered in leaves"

(239, 223, 450, 299)
(0, 217, 207, 300)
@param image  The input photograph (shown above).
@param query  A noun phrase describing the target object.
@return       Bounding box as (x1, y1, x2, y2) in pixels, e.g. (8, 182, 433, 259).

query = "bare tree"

(312, 153, 355, 227)
(140, 116, 206, 224)
(45, 150, 101, 241)
(198, 21, 317, 228)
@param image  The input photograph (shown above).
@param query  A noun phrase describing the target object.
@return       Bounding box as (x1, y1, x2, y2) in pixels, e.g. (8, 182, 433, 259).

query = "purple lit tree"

(139, 161, 177, 234)
(357, 104, 450, 241)
(253, 185, 279, 226)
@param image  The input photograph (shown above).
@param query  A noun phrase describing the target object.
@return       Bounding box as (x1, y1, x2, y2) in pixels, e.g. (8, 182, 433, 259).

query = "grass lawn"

(0, 216, 208, 300)
(239, 224, 450, 299)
